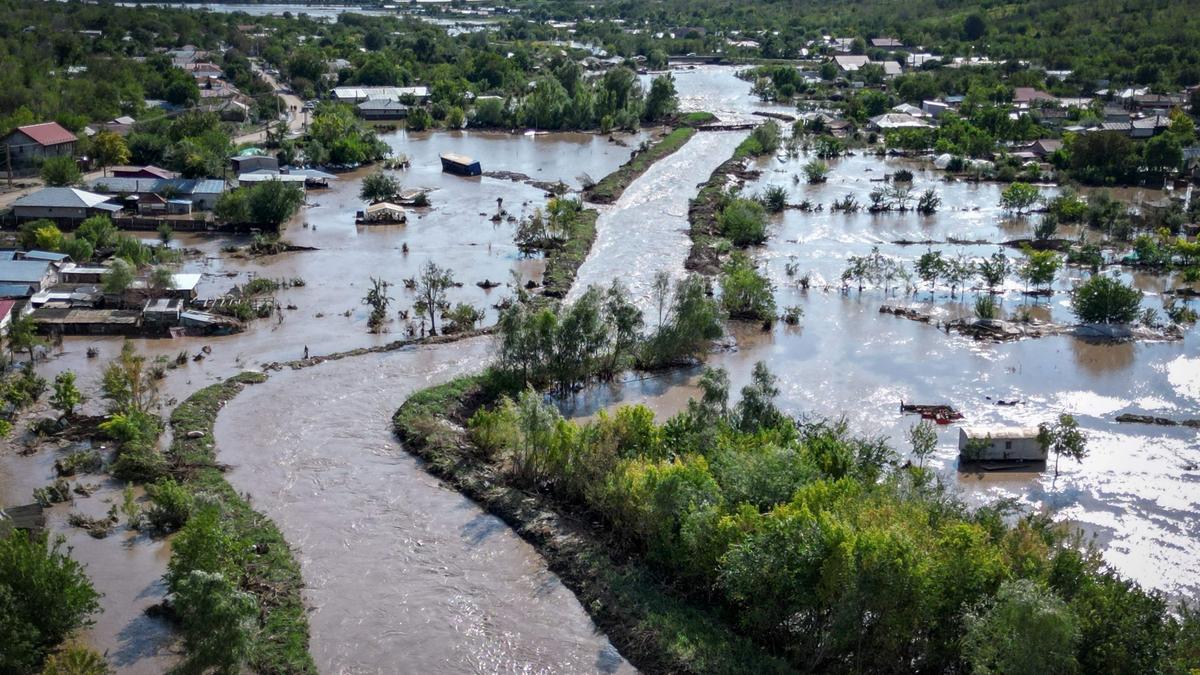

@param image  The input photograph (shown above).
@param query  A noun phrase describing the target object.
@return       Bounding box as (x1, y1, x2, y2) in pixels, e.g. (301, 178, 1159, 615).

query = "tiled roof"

(12, 122, 77, 146)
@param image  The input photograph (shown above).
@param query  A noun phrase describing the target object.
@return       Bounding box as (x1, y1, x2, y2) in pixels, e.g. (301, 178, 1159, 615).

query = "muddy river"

(2, 65, 1197, 672)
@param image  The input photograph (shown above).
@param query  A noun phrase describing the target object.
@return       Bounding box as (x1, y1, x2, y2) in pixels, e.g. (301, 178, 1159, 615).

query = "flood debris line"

(1115, 413, 1200, 428)
(165, 372, 316, 674)
(879, 304, 1183, 343)
(393, 376, 785, 675)
(686, 134, 766, 275)
(582, 126, 698, 204)
(262, 326, 496, 371)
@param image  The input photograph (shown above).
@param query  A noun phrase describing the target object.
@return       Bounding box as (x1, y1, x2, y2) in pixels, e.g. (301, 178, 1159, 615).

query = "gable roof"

(10, 122, 77, 147)
(0, 260, 51, 284)
(1013, 87, 1058, 104)
(12, 187, 113, 209)
(87, 177, 225, 196)
(833, 55, 870, 71)
(0, 300, 16, 322)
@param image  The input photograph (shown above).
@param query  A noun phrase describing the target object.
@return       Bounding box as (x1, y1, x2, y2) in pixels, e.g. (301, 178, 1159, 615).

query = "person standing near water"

(304, 345, 309, 360)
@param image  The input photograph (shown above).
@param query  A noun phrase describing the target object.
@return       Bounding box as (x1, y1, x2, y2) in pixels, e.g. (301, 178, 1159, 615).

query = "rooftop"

(9, 122, 77, 146)
(12, 187, 115, 210)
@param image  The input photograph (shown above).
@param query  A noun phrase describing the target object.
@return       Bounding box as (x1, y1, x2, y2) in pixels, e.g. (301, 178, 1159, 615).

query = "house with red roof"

(1, 122, 78, 171)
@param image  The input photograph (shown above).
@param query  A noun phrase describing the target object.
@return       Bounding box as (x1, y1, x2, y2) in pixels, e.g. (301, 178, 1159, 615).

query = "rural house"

(1, 122, 78, 171)
(10, 187, 121, 224)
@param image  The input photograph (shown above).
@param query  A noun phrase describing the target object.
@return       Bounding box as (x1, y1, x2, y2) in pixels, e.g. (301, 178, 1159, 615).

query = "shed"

(230, 155, 279, 174)
(358, 202, 407, 224)
(170, 273, 202, 300)
(143, 297, 184, 324)
(958, 427, 1045, 463)
(440, 153, 481, 176)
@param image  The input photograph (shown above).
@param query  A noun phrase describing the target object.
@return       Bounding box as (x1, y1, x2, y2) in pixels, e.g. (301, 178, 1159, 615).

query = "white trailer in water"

(958, 426, 1046, 464)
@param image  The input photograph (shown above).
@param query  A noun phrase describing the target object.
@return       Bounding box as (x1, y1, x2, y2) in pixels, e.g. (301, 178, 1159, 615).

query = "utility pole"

(5, 144, 11, 188)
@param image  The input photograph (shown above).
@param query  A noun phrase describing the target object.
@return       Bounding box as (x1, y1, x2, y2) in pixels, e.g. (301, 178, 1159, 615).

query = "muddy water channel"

(1, 130, 648, 671)
(570, 120, 1200, 599)
(213, 340, 632, 674)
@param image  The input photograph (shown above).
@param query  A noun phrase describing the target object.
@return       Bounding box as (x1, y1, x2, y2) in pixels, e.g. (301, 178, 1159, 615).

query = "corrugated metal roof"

(0, 283, 36, 298)
(12, 187, 112, 209)
(88, 177, 225, 196)
(11, 122, 77, 146)
(0, 260, 51, 284)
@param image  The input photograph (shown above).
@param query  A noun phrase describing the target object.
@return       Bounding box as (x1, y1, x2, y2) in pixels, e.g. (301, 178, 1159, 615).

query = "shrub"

(975, 294, 998, 320)
(145, 478, 194, 532)
(719, 198, 768, 246)
(720, 253, 776, 321)
(38, 645, 109, 675)
(757, 185, 788, 213)
(0, 532, 100, 673)
(803, 159, 829, 183)
(1071, 274, 1143, 324)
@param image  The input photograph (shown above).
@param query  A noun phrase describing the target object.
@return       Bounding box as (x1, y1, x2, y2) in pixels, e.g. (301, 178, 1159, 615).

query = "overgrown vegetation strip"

(392, 376, 789, 675)
(686, 132, 771, 275)
(168, 372, 316, 675)
(583, 126, 698, 204)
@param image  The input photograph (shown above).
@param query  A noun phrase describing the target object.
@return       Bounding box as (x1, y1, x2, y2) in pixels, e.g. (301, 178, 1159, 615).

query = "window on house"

(1005, 441, 1012, 450)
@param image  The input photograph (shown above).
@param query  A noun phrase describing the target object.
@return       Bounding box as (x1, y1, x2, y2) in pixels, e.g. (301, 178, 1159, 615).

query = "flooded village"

(1, 2, 1198, 673)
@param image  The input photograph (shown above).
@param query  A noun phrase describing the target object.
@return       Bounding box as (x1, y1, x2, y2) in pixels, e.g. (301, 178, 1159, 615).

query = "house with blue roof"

(87, 177, 227, 212)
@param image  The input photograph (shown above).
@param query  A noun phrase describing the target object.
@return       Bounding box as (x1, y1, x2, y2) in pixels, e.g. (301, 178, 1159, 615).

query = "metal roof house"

(87, 177, 226, 211)
(0, 259, 57, 295)
(357, 99, 410, 120)
(958, 427, 1045, 465)
(1, 122, 78, 171)
(331, 86, 430, 103)
(9, 187, 120, 224)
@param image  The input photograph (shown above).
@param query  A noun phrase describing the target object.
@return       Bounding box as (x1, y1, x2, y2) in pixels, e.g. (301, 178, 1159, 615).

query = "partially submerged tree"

(50, 371, 84, 417)
(1038, 413, 1088, 478)
(362, 276, 393, 332)
(907, 420, 938, 468)
(359, 171, 402, 204)
(413, 261, 455, 335)
(1070, 274, 1143, 324)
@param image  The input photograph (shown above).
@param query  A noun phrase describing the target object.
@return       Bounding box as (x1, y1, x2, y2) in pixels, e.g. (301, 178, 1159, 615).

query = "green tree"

(359, 171, 401, 204)
(977, 250, 1010, 292)
(1001, 182, 1041, 213)
(520, 76, 570, 130)
(719, 198, 768, 246)
(101, 259, 135, 300)
(407, 107, 432, 131)
(1018, 246, 1061, 293)
(40, 156, 81, 187)
(50, 371, 84, 417)
(38, 645, 109, 675)
(0, 532, 101, 673)
(76, 216, 118, 250)
(1038, 413, 1088, 478)
(720, 253, 776, 321)
(907, 420, 938, 468)
(916, 249, 947, 296)
(1070, 274, 1142, 324)
(963, 579, 1080, 675)
(6, 313, 45, 363)
(91, 130, 130, 177)
(247, 180, 304, 227)
(643, 74, 678, 123)
(172, 570, 256, 674)
(413, 260, 455, 335)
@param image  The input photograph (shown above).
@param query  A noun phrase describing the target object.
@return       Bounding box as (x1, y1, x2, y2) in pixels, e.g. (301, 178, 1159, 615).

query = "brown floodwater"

(563, 92, 1200, 599)
(2, 129, 652, 671)
(4, 65, 1196, 673)
(212, 338, 633, 674)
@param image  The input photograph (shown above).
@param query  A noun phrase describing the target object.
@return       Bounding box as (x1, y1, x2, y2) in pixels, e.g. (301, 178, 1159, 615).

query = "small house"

(143, 297, 184, 325)
(10, 187, 121, 224)
(0, 259, 58, 294)
(870, 37, 904, 49)
(357, 99, 410, 120)
(1, 122, 78, 171)
(230, 155, 279, 174)
(833, 55, 871, 73)
(958, 427, 1045, 464)
(357, 202, 407, 224)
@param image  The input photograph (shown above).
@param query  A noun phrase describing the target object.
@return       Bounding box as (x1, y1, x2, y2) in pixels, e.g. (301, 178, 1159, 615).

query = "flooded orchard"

(568, 90, 1200, 599)
(2, 64, 1197, 672)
